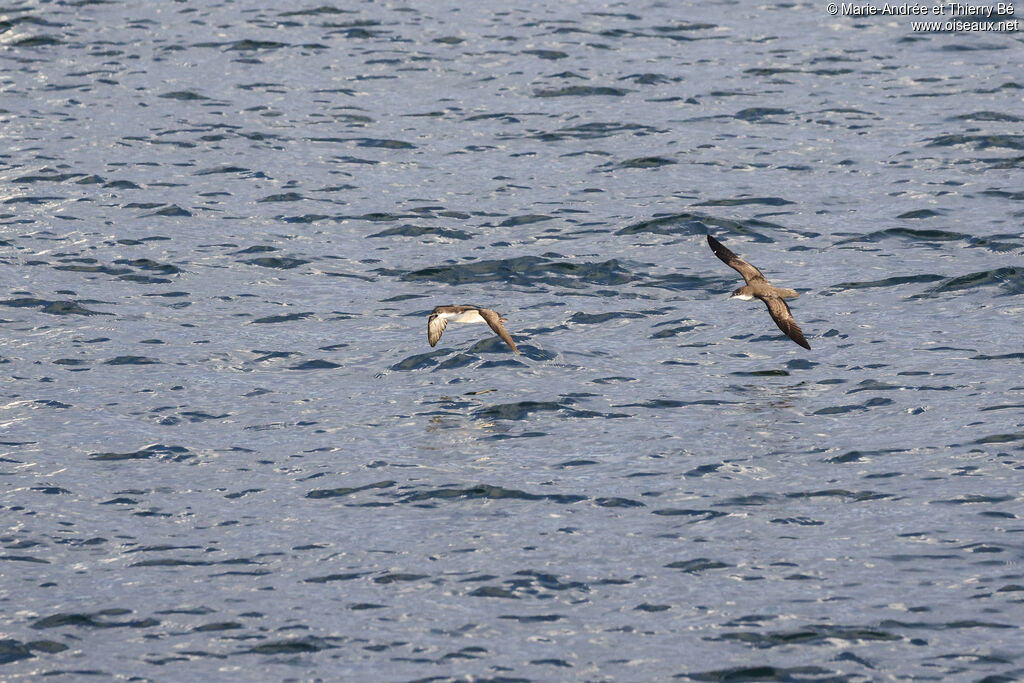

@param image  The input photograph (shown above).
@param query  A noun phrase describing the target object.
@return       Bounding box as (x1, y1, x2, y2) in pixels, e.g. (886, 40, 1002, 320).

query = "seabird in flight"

(706, 234, 811, 349)
(427, 305, 520, 355)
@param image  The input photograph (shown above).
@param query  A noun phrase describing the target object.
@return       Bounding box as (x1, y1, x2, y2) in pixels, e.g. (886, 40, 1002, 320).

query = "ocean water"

(1, 1, 1022, 680)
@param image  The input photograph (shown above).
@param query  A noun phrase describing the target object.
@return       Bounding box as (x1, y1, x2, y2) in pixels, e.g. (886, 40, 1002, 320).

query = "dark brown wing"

(707, 235, 766, 285)
(478, 309, 520, 355)
(427, 313, 447, 347)
(761, 295, 810, 349)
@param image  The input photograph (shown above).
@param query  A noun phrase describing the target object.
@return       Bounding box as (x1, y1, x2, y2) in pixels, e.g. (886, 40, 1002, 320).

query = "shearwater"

(707, 235, 811, 350)
(427, 305, 520, 355)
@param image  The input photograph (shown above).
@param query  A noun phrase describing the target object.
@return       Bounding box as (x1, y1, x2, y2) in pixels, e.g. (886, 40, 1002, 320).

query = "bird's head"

(729, 288, 754, 301)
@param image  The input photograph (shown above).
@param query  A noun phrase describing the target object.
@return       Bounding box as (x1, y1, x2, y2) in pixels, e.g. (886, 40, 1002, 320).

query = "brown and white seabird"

(427, 305, 520, 355)
(706, 234, 811, 350)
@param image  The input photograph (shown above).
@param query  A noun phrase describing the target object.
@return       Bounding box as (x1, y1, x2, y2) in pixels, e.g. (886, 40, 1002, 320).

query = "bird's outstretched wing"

(762, 296, 810, 349)
(427, 313, 448, 347)
(479, 309, 520, 355)
(707, 235, 766, 284)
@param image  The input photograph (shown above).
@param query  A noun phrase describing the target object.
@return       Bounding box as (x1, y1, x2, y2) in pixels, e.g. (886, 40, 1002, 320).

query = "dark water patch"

(105, 356, 160, 365)
(399, 484, 586, 506)
(401, 256, 635, 288)
(616, 211, 783, 238)
(617, 399, 736, 409)
(981, 189, 1024, 201)
(117, 258, 181, 274)
(145, 205, 192, 217)
(651, 509, 729, 521)
(12, 171, 88, 184)
(13, 35, 64, 47)
(879, 618, 1017, 631)
(591, 376, 636, 384)
(569, 311, 646, 325)
(3, 195, 66, 205)
(434, 353, 478, 371)
(243, 637, 339, 655)
(177, 411, 230, 422)
(32, 610, 159, 630)
(0, 639, 68, 664)
(534, 86, 629, 97)
(89, 444, 191, 462)
(499, 614, 564, 623)
(32, 485, 71, 494)
(474, 401, 565, 420)
(499, 214, 554, 227)
(620, 73, 678, 85)
(635, 604, 671, 613)
(373, 573, 429, 584)
(678, 665, 842, 681)
(482, 431, 549, 441)
(53, 264, 133, 276)
(390, 349, 449, 371)
(306, 481, 395, 499)
(916, 267, 1022, 297)
(666, 558, 731, 573)
(225, 39, 288, 51)
(846, 379, 903, 393)
(835, 227, 969, 245)
(104, 180, 141, 190)
(733, 107, 791, 122)
(827, 447, 908, 463)
(980, 402, 1024, 411)
(194, 165, 254, 177)
(980, 154, 1024, 169)
(641, 271, 714, 295)
(950, 111, 1023, 122)
(119, 274, 173, 284)
(1, 298, 112, 316)
(0, 555, 50, 564)
(786, 489, 891, 502)
(966, 432, 1024, 446)
(468, 340, 530, 360)
(770, 517, 824, 526)
(694, 197, 794, 207)
(251, 311, 314, 324)
(159, 90, 209, 101)
(469, 571, 589, 600)
(241, 256, 310, 269)
(897, 209, 945, 219)
(710, 624, 901, 648)
(812, 397, 894, 415)
(829, 274, 946, 291)
(594, 497, 644, 508)
(523, 49, 567, 59)
(251, 350, 300, 363)
(367, 225, 472, 240)
(257, 192, 304, 202)
(342, 211, 423, 222)
(192, 621, 243, 632)
(731, 369, 789, 377)
(289, 359, 341, 370)
(556, 459, 599, 468)
(353, 138, 416, 149)
(685, 464, 723, 478)
(305, 572, 368, 583)
(609, 156, 676, 169)
(33, 397, 74, 411)
(926, 134, 1024, 151)
(530, 121, 666, 141)
(280, 213, 332, 223)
